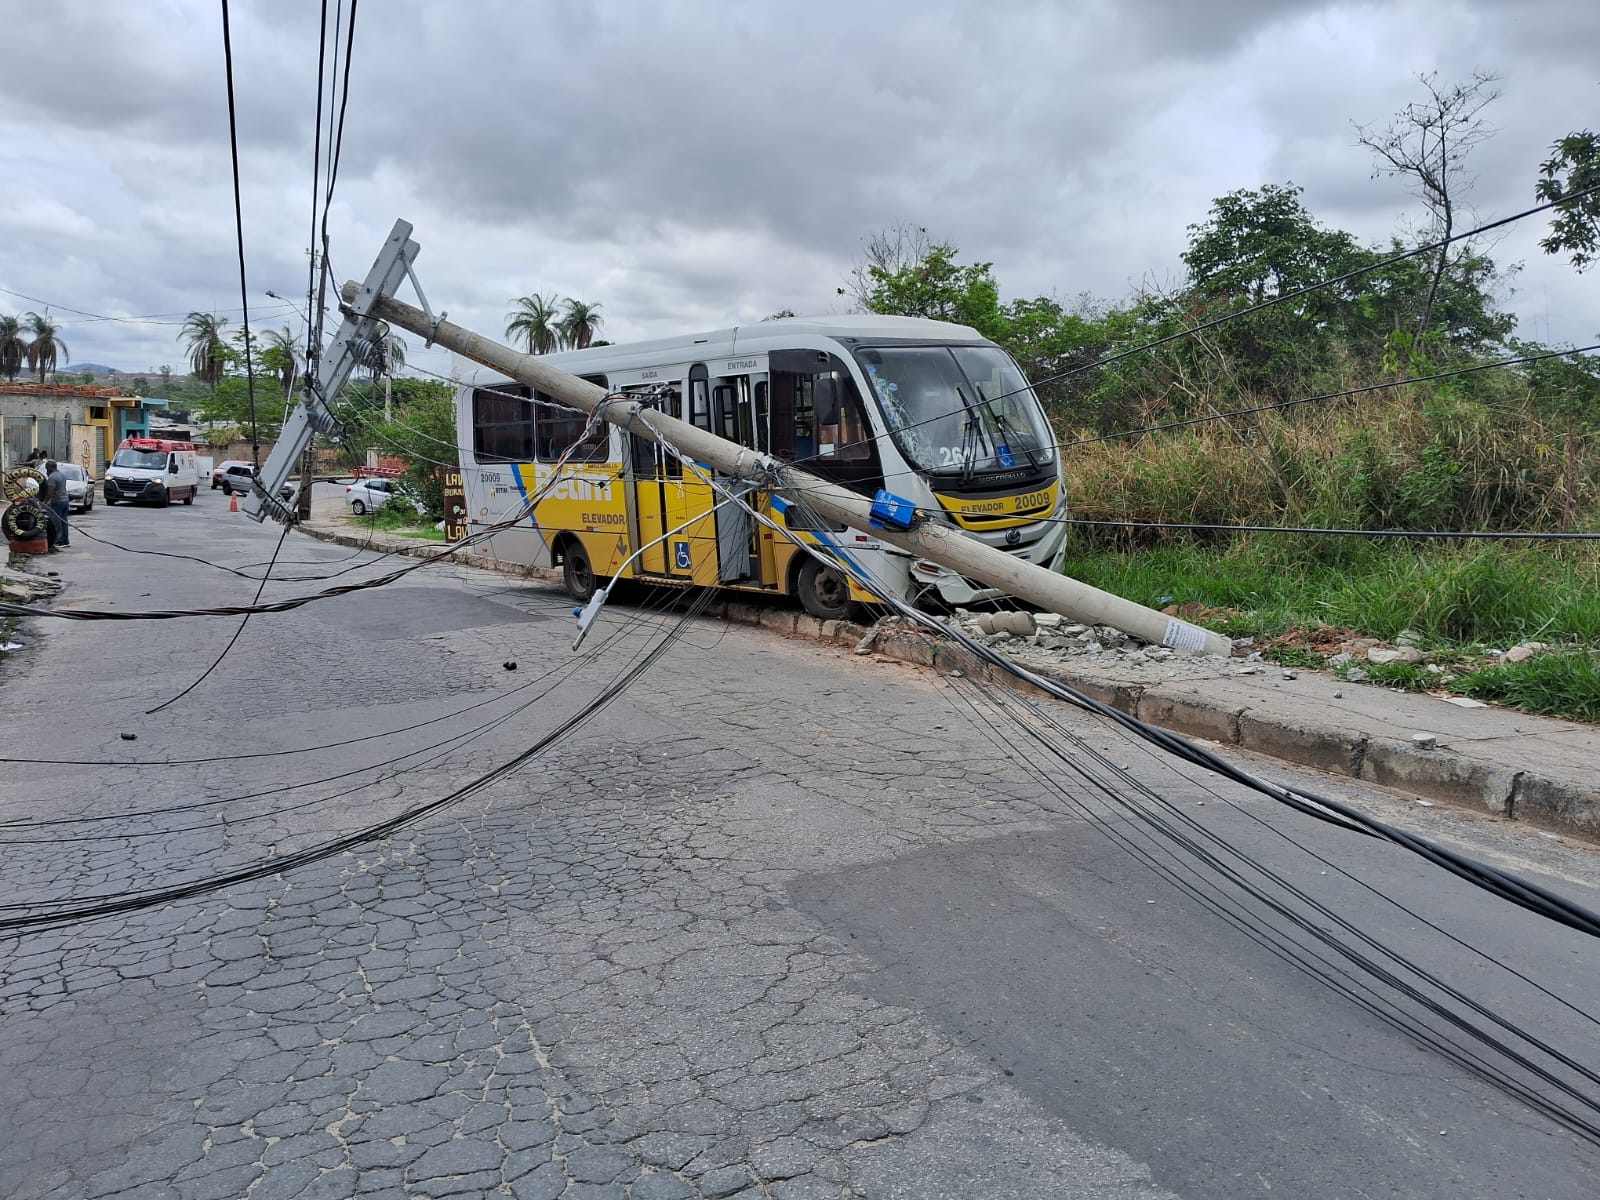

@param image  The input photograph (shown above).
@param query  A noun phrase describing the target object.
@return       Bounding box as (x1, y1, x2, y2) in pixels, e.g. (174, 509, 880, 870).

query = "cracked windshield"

(858, 344, 1055, 477)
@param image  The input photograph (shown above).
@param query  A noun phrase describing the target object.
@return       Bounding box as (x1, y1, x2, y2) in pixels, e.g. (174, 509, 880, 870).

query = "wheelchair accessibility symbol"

(673, 541, 692, 570)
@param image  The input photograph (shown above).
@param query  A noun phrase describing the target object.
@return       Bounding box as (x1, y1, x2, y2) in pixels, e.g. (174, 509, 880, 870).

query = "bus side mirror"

(813, 376, 839, 426)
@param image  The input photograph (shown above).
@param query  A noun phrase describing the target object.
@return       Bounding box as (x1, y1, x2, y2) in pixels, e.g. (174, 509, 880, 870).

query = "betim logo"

(531, 464, 614, 503)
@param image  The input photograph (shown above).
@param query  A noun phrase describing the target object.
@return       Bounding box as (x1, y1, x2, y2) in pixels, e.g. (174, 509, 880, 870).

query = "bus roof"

(466, 313, 992, 382)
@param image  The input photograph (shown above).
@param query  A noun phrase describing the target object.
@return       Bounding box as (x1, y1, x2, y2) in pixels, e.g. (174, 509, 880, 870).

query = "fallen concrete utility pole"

(343, 282, 1230, 656)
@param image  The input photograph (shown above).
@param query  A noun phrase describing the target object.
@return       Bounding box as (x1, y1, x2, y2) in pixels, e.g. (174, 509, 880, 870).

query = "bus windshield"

(856, 345, 1055, 478)
(112, 449, 167, 471)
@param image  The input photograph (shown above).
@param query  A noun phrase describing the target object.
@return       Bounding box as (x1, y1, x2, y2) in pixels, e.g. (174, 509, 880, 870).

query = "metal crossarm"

(242, 219, 422, 524)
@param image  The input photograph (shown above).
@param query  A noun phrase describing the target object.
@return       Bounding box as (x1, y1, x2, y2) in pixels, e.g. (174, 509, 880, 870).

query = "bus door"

(768, 350, 885, 582)
(710, 372, 767, 584)
(624, 384, 682, 578)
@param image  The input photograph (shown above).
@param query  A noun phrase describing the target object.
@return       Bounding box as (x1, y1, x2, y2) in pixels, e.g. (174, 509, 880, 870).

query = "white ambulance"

(103, 437, 202, 506)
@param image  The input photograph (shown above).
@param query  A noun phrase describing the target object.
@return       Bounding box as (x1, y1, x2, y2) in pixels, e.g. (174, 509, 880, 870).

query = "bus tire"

(796, 557, 855, 622)
(562, 538, 597, 602)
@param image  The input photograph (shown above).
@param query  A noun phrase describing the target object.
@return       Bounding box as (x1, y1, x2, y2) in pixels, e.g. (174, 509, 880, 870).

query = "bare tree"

(838, 223, 934, 311)
(1355, 70, 1501, 336)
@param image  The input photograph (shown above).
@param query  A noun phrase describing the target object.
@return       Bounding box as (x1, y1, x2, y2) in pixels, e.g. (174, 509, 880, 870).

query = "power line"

(0, 286, 296, 328)
(1016, 180, 1600, 399)
(1056, 519, 1600, 541)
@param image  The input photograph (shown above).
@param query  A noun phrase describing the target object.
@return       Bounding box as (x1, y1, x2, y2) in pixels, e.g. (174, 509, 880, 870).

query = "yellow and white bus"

(452, 314, 1067, 619)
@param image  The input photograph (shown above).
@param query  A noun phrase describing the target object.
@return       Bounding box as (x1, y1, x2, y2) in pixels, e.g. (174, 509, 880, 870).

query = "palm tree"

(505, 293, 565, 355)
(0, 315, 27, 384)
(354, 322, 407, 420)
(180, 312, 229, 388)
(24, 312, 67, 382)
(260, 326, 301, 396)
(560, 299, 604, 350)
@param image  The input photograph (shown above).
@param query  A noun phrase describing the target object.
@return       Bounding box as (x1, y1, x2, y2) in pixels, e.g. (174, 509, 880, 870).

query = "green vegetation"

(1455, 653, 1600, 721)
(505, 294, 606, 354)
(849, 81, 1600, 720)
(347, 501, 443, 540)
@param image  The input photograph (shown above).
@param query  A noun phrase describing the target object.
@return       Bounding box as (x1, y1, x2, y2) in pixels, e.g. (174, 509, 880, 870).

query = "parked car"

(57, 463, 94, 513)
(211, 459, 251, 489)
(345, 477, 421, 516)
(219, 464, 257, 495)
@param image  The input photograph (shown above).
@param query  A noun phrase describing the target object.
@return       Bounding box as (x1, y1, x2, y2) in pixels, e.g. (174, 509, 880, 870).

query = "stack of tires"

(3, 466, 50, 554)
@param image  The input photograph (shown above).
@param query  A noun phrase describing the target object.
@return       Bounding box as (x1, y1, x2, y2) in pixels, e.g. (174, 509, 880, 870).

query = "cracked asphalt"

(2, 490, 1598, 1199)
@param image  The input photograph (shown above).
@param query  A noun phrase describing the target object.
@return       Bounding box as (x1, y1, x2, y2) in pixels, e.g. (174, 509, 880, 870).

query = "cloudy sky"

(1, 0, 1595, 383)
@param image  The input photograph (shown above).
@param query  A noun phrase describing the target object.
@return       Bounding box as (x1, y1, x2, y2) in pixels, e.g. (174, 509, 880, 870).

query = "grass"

(346, 505, 444, 540)
(1454, 653, 1600, 721)
(1058, 537, 1600, 721)
(1059, 538, 1600, 647)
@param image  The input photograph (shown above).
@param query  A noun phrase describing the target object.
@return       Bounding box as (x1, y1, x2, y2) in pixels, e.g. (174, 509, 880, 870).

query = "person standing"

(43, 459, 71, 550)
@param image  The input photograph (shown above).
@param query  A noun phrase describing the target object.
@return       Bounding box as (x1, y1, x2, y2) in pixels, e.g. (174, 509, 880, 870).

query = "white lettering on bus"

(532, 464, 614, 503)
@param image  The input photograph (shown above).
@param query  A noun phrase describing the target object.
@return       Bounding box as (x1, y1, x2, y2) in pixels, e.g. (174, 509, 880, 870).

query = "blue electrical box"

(869, 489, 917, 531)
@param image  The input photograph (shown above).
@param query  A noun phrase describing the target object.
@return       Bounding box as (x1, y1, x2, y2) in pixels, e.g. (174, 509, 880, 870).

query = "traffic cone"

(229, 493, 238, 512)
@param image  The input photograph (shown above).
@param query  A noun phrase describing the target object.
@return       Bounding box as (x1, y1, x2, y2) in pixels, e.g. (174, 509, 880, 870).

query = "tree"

(560, 299, 603, 350)
(0, 315, 26, 383)
(23, 312, 67, 382)
(762, 308, 796, 321)
(259, 325, 301, 397)
(371, 382, 457, 516)
(839, 224, 935, 311)
(1355, 70, 1502, 336)
(505, 293, 565, 354)
(179, 312, 229, 388)
(847, 234, 1008, 340)
(1535, 130, 1600, 272)
(1182, 184, 1366, 304)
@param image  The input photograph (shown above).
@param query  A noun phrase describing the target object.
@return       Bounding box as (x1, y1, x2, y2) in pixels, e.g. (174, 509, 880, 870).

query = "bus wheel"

(797, 557, 855, 621)
(562, 540, 597, 602)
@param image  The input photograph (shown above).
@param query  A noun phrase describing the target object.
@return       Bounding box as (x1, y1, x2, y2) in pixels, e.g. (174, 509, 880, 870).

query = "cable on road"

(940, 675, 1600, 1144)
(0, 586, 717, 935)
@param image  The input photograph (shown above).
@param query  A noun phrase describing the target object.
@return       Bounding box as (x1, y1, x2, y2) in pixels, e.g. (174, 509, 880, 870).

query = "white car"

(345, 477, 420, 516)
(56, 463, 95, 512)
(211, 459, 251, 489)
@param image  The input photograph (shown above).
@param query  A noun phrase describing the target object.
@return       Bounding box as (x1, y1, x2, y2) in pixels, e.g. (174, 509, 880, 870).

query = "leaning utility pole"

(341, 280, 1228, 657)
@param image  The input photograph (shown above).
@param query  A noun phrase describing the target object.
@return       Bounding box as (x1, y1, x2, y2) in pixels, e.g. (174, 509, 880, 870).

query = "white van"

(103, 438, 201, 506)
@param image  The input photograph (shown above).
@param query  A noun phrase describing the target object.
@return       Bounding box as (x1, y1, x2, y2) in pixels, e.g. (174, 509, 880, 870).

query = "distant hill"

(64, 362, 120, 375)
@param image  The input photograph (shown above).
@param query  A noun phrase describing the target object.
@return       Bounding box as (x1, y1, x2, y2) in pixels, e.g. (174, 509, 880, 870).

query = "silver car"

(56, 462, 95, 512)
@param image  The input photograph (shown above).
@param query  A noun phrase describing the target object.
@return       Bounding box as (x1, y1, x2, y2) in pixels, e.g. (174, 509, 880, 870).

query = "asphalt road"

(2, 491, 1598, 1199)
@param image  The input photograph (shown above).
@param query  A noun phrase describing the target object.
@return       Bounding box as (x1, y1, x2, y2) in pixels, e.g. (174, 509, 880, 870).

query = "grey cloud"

(2, 0, 1597, 373)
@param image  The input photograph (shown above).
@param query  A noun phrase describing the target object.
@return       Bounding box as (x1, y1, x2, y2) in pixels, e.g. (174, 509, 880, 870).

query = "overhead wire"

(150, 0, 283, 718)
(0, 286, 297, 327)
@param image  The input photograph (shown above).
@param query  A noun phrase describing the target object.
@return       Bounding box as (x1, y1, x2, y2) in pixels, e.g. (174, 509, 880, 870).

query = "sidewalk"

(292, 509, 1600, 843)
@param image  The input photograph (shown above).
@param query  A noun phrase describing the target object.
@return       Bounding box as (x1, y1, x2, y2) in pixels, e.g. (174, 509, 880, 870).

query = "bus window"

(688, 364, 711, 431)
(713, 384, 738, 442)
(473, 385, 534, 462)
(815, 370, 871, 461)
(754, 381, 769, 453)
(534, 390, 610, 462)
(793, 376, 815, 459)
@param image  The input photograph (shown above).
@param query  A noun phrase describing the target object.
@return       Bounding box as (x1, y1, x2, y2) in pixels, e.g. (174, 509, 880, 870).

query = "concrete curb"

(290, 519, 1600, 841)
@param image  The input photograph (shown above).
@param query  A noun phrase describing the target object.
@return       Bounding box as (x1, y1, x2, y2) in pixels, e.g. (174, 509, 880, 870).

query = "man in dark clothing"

(43, 460, 70, 549)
